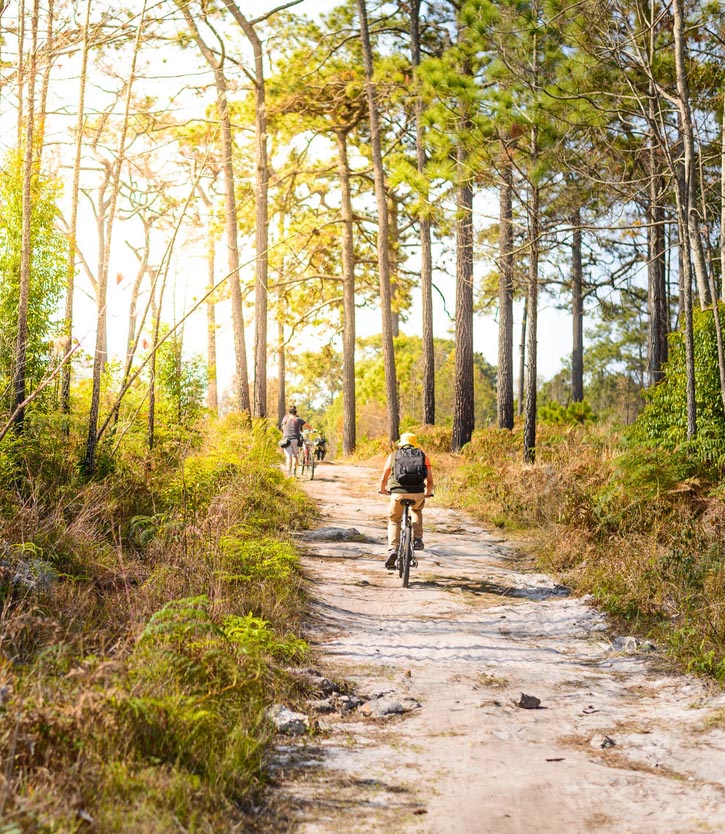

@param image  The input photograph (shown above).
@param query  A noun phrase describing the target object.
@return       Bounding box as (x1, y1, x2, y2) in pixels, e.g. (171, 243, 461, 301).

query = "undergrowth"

(440, 421, 725, 682)
(0, 414, 315, 832)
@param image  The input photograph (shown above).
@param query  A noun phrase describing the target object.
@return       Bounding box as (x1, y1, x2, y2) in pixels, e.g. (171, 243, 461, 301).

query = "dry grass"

(438, 421, 725, 681)
(0, 416, 316, 832)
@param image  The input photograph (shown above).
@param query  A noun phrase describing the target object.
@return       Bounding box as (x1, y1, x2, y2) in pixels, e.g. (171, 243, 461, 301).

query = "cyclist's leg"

(283, 442, 294, 476)
(410, 494, 426, 543)
(387, 495, 404, 551)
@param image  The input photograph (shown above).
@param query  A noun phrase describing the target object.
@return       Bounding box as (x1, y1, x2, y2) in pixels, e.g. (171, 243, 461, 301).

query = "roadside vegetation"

(427, 315, 725, 681)
(0, 416, 313, 833)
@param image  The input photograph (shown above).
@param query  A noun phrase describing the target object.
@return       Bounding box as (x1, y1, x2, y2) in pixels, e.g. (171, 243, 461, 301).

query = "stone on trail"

(612, 635, 656, 653)
(590, 734, 616, 749)
(358, 695, 421, 718)
(301, 527, 374, 543)
(266, 704, 310, 736)
(515, 693, 542, 710)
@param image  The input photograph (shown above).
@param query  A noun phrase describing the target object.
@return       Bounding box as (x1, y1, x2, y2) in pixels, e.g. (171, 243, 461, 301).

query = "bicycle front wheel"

(309, 456, 316, 480)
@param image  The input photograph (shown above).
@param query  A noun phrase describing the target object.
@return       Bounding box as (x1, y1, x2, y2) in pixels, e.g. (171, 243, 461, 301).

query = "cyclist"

(314, 433, 327, 461)
(378, 432, 434, 570)
(280, 405, 306, 477)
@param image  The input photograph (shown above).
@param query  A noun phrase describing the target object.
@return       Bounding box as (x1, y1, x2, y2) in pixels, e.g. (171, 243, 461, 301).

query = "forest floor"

(262, 461, 725, 834)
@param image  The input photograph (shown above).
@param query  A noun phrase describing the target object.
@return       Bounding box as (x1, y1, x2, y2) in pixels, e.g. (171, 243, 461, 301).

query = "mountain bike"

(396, 499, 417, 588)
(299, 439, 316, 480)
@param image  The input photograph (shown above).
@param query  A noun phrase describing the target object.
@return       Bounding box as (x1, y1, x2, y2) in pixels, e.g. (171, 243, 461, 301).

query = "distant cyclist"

(280, 405, 306, 477)
(378, 432, 434, 570)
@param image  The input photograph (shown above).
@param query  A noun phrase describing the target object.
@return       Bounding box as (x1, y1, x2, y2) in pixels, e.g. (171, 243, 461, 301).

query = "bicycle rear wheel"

(399, 524, 411, 584)
(309, 456, 315, 480)
(401, 531, 412, 587)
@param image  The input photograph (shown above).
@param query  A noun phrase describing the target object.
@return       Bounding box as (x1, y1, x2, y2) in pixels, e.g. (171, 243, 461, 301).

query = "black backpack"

(393, 445, 427, 487)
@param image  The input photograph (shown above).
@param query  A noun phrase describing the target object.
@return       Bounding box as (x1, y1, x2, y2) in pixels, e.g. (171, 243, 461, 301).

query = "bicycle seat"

(400, 498, 416, 506)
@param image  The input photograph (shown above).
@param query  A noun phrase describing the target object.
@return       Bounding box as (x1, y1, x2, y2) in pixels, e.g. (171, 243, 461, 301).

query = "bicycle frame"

(397, 499, 417, 588)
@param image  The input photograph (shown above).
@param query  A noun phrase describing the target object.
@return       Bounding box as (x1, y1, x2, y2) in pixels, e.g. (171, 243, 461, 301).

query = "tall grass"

(440, 422, 725, 680)
(0, 415, 315, 832)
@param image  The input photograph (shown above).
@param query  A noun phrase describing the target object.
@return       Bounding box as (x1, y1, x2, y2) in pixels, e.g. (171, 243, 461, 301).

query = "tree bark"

(389, 196, 400, 338)
(672, 0, 709, 308)
(647, 169, 668, 385)
(12, 0, 39, 435)
(34, 0, 53, 168)
(337, 129, 357, 455)
(517, 295, 527, 417)
(411, 0, 434, 425)
(61, 0, 91, 420)
(276, 297, 285, 426)
(674, 167, 697, 438)
(452, 148, 474, 452)
(206, 230, 218, 414)
(571, 208, 584, 402)
(17, 0, 25, 149)
(523, 127, 539, 464)
(356, 0, 399, 443)
(222, 1, 270, 418)
(181, 6, 250, 414)
(497, 149, 514, 427)
(721, 96, 725, 302)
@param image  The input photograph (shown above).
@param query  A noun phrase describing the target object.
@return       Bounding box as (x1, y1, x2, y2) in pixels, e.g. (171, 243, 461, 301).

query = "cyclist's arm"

(379, 457, 392, 494)
(425, 456, 434, 497)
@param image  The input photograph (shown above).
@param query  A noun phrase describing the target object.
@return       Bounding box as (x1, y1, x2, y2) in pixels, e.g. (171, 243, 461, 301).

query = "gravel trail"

(267, 462, 725, 834)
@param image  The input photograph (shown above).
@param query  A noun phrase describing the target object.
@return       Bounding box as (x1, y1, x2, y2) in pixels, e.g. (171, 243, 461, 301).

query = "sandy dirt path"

(268, 462, 725, 834)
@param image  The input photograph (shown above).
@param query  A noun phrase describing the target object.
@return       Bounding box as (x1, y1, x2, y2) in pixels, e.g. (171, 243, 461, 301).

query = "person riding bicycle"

(378, 432, 434, 570)
(280, 405, 306, 477)
(314, 433, 327, 461)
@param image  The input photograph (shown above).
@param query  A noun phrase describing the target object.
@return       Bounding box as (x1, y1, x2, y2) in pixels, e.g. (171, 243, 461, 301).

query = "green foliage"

(0, 149, 67, 408)
(632, 307, 725, 466)
(156, 330, 207, 428)
(217, 535, 298, 584)
(538, 399, 596, 425)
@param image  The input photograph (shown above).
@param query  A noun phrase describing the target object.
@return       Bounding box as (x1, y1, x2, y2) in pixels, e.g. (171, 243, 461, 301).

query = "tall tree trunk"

(222, 2, 269, 418)
(181, 7, 250, 414)
(126, 223, 150, 365)
(411, 0, 434, 425)
(13, 0, 39, 435)
(571, 208, 584, 402)
(147, 288, 159, 454)
(356, 0, 399, 442)
(84, 0, 146, 474)
(721, 97, 725, 302)
(276, 297, 285, 426)
(17, 0, 25, 148)
(517, 296, 527, 417)
(61, 0, 91, 421)
(452, 139, 474, 452)
(675, 172, 697, 438)
(206, 231, 218, 414)
(672, 0, 709, 308)
(34, 0, 53, 168)
(337, 129, 356, 455)
(523, 129, 540, 464)
(389, 197, 400, 338)
(646, 5, 668, 375)
(498, 149, 514, 427)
